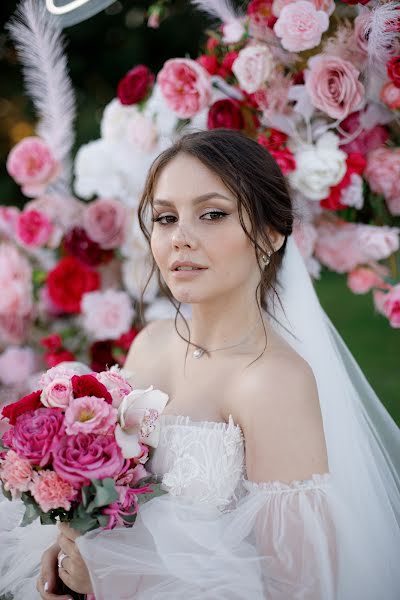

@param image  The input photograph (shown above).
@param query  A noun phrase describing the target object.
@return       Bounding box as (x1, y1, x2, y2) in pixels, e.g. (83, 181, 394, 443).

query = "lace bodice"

(149, 414, 246, 510)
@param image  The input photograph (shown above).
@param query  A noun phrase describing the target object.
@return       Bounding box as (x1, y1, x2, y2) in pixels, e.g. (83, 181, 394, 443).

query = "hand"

(56, 522, 94, 596)
(36, 542, 72, 599)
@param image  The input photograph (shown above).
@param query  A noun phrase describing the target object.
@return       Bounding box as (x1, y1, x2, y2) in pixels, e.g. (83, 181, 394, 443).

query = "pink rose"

(25, 194, 84, 232)
(273, 1, 329, 52)
(40, 376, 74, 409)
(305, 55, 364, 119)
(64, 396, 117, 435)
(0, 243, 33, 317)
(30, 470, 77, 512)
(0, 206, 19, 239)
(52, 432, 124, 487)
(83, 198, 128, 249)
(96, 367, 133, 408)
(15, 209, 53, 248)
(347, 268, 383, 294)
(272, 0, 334, 17)
(0, 314, 31, 345)
(232, 45, 274, 94)
(0, 450, 33, 498)
(6, 137, 60, 197)
(380, 81, 400, 110)
(116, 462, 148, 487)
(12, 408, 64, 467)
(157, 58, 212, 118)
(0, 347, 37, 386)
(39, 364, 83, 388)
(374, 285, 400, 328)
(365, 147, 400, 215)
(81, 289, 134, 341)
(340, 111, 389, 155)
(352, 13, 371, 56)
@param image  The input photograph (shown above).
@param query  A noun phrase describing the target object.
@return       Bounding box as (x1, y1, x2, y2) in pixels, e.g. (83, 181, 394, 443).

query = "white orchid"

(115, 386, 169, 459)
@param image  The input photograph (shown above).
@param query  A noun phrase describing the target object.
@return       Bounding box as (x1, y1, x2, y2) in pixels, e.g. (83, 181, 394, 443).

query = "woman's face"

(150, 153, 264, 306)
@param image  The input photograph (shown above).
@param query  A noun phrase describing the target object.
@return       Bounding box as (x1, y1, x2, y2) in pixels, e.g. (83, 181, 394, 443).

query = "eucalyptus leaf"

(21, 502, 41, 527)
(69, 515, 98, 533)
(86, 479, 118, 511)
(137, 482, 166, 505)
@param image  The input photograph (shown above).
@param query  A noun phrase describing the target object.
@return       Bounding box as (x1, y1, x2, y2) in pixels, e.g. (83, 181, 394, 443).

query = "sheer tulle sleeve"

(76, 472, 348, 600)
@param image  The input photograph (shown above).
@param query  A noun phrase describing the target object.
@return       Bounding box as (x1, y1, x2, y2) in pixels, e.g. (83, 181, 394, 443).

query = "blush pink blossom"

(0, 450, 33, 498)
(380, 81, 400, 111)
(305, 55, 364, 119)
(232, 45, 274, 94)
(30, 470, 77, 512)
(0, 314, 31, 345)
(347, 267, 384, 294)
(6, 137, 60, 197)
(52, 432, 124, 487)
(0, 207, 19, 239)
(15, 209, 53, 248)
(0, 346, 37, 386)
(357, 226, 399, 262)
(273, 1, 329, 52)
(365, 147, 400, 216)
(39, 364, 83, 388)
(374, 285, 400, 328)
(83, 197, 128, 249)
(0, 243, 33, 317)
(157, 58, 212, 118)
(340, 111, 389, 156)
(40, 375, 74, 409)
(96, 367, 133, 408)
(352, 13, 371, 56)
(273, 0, 334, 17)
(116, 462, 148, 486)
(64, 396, 117, 435)
(81, 289, 134, 341)
(13, 408, 64, 467)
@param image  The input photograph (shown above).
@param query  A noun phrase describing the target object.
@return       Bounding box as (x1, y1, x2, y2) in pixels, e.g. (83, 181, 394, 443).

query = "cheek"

(150, 231, 167, 271)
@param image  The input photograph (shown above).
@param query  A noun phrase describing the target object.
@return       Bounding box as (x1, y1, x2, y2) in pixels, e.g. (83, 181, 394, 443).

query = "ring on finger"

(57, 551, 68, 570)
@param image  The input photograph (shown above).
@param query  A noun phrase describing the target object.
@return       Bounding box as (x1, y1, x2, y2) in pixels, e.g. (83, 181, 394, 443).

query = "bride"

(1, 129, 399, 599)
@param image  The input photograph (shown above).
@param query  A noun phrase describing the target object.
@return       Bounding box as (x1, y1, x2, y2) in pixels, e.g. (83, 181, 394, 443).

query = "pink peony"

(30, 470, 77, 512)
(64, 396, 117, 435)
(365, 147, 400, 215)
(157, 58, 212, 118)
(40, 375, 74, 409)
(380, 81, 400, 111)
(96, 367, 133, 408)
(6, 137, 60, 197)
(12, 408, 64, 467)
(273, 1, 329, 52)
(347, 268, 384, 294)
(0, 243, 33, 317)
(0, 450, 33, 497)
(83, 197, 128, 250)
(0, 206, 19, 239)
(15, 209, 53, 248)
(0, 346, 37, 386)
(305, 55, 364, 119)
(52, 432, 124, 487)
(232, 45, 274, 94)
(81, 289, 134, 341)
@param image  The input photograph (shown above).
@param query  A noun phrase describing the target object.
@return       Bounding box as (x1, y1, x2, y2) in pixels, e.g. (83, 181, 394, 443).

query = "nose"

(171, 221, 197, 250)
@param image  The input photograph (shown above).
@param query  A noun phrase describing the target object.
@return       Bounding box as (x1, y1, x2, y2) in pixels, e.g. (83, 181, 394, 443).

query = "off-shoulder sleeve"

(76, 472, 359, 600)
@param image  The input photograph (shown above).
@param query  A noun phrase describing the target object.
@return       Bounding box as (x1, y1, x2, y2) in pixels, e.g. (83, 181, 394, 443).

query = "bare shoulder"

(232, 345, 329, 483)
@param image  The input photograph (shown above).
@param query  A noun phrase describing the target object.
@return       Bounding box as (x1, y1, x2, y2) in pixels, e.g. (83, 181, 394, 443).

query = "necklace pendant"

(193, 348, 204, 359)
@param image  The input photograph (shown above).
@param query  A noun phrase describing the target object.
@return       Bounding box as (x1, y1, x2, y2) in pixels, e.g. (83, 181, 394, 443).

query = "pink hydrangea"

(273, 1, 329, 52)
(6, 137, 60, 197)
(15, 209, 53, 248)
(64, 396, 117, 435)
(0, 450, 33, 498)
(30, 470, 77, 512)
(83, 197, 127, 249)
(81, 289, 134, 341)
(0, 346, 37, 386)
(365, 148, 400, 216)
(305, 55, 364, 119)
(157, 58, 212, 118)
(0, 243, 33, 317)
(96, 367, 133, 408)
(347, 268, 384, 294)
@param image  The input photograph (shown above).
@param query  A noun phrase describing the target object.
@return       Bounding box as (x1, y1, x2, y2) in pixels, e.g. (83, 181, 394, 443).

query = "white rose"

(340, 173, 364, 209)
(288, 132, 347, 201)
(232, 45, 274, 94)
(74, 139, 125, 199)
(101, 99, 140, 142)
(122, 253, 159, 302)
(126, 113, 158, 152)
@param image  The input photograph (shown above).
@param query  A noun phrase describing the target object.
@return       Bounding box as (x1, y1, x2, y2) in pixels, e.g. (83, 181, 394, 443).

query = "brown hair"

(138, 128, 294, 359)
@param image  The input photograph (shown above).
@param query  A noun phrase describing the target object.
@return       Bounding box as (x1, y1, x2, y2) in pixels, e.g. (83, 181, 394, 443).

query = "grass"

(314, 270, 399, 426)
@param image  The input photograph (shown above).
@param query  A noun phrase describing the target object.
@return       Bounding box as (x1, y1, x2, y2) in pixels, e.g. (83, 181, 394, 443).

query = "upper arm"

(238, 355, 329, 484)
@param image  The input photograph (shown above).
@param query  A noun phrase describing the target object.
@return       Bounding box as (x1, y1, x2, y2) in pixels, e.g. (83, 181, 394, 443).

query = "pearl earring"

(261, 253, 271, 267)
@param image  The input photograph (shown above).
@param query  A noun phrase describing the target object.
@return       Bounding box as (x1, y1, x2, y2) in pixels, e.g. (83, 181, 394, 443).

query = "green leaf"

(1, 484, 12, 501)
(136, 482, 166, 505)
(69, 514, 99, 533)
(86, 478, 118, 512)
(96, 514, 110, 528)
(21, 501, 41, 527)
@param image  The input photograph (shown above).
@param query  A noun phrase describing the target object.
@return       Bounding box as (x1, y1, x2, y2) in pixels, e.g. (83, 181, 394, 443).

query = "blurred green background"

(0, 0, 398, 424)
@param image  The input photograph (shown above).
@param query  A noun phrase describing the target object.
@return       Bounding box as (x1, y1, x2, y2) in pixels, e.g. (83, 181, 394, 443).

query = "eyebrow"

(152, 192, 235, 207)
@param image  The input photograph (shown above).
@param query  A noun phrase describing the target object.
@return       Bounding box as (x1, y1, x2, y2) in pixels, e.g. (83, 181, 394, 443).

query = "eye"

(201, 211, 228, 220)
(151, 214, 177, 225)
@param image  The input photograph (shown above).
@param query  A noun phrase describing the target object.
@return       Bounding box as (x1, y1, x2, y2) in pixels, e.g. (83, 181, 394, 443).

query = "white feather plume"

(190, 0, 242, 23)
(6, 0, 76, 191)
(367, 1, 400, 66)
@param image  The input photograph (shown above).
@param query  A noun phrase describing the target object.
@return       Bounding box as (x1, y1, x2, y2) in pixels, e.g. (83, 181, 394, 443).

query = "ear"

(266, 227, 285, 253)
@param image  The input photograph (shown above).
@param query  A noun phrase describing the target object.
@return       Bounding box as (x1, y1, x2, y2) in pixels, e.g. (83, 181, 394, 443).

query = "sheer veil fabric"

(0, 236, 399, 599)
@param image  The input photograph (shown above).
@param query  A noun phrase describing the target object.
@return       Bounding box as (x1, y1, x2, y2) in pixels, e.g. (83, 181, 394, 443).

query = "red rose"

(63, 227, 114, 266)
(197, 55, 219, 75)
(46, 256, 100, 314)
(387, 56, 400, 88)
(40, 333, 62, 352)
(44, 349, 76, 369)
(206, 37, 219, 52)
(221, 51, 239, 73)
(257, 129, 288, 151)
(71, 374, 113, 404)
(207, 99, 244, 130)
(247, 0, 277, 28)
(269, 147, 296, 175)
(1, 390, 42, 426)
(117, 65, 155, 105)
(90, 340, 114, 373)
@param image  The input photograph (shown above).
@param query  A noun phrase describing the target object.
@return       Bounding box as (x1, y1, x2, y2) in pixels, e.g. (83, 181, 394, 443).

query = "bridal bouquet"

(0, 364, 168, 533)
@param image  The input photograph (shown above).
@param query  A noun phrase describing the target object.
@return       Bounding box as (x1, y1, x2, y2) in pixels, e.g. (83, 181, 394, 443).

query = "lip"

(170, 260, 207, 271)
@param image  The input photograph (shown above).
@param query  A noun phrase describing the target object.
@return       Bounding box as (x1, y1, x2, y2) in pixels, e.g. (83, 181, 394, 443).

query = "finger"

(58, 567, 78, 594)
(40, 545, 60, 594)
(36, 575, 73, 600)
(57, 533, 77, 559)
(58, 522, 81, 541)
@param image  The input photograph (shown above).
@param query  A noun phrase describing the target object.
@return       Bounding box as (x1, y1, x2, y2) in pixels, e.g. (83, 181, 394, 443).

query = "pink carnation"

(64, 396, 117, 435)
(0, 346, 37, 386)
(81, 289, 134, 341)
(96, 368, 133, 408)
(0, 243, 33, 317)
(273, 1, 329, 52)
(305, 55, 364, 119)
(365, 147, 400, 215)
(6, 137, 60, 197)
(347, 268, 383, 294)
(30, 470, 77, 512)
(157, 58, 212, 118)
(83, 197, 127, 249)
(0, 450, 33, 497)
(15, 209, 53, 248)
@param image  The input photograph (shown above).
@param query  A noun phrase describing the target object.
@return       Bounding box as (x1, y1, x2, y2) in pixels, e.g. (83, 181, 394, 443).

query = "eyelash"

(151, 211, 228, 225)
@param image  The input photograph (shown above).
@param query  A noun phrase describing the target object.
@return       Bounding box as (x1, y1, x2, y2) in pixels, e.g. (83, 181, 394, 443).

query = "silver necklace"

(192, 321, 260, 359)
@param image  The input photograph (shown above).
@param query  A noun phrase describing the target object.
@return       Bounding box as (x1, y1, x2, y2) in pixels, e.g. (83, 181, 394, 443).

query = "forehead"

(153, 153, 233, 201)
